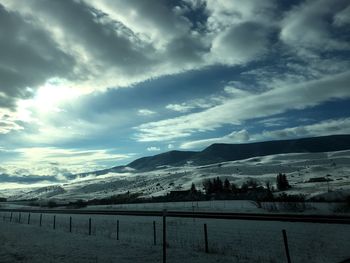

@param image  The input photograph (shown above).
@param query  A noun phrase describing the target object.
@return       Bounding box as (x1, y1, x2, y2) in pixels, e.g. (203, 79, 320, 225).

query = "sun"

(33, 78, 81, 113)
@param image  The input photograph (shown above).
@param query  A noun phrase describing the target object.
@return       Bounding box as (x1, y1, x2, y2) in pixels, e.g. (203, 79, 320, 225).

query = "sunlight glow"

(15, 78, 83, 123)
(33, 79, 80, 113)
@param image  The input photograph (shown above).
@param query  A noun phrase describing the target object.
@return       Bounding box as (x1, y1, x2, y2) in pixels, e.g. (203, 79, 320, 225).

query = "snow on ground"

(1, 150, 350, 202)
(0, 211, 349, 263)
(0, 219, 235, 263)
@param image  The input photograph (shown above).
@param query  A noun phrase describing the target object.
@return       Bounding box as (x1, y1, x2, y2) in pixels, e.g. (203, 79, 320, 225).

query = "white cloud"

(205, 0, 277, 31)
(334, 5, 350, 26)
(138, 109, 156, 116)
(82, 0, 192, 49)
(168, 144, 175, 149)
(180, 129, 250, 149)
(0, 119, 23, 134)
(280, 0, 350, 54)
(147, 146, 161, 152)
(166, 87, 249, 114)
(224, 86, 252, 97)
(257, 117, 287, 128)
(210, 22, 271, 65)
(1, 147, 132, 176)
(166, 104, 194, 113)
(166, 99, 214, 113)
(260, 118, 350, 140)
(136, 71, 350, 141)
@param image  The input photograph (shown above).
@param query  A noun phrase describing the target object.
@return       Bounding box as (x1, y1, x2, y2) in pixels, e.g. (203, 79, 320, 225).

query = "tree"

(223, 178, 231, 192)
(276, 173, 290, 191)
(231, 182, 238, 194)
(246, 179, 258, 189)
(190, 183, 197, 193)
(213, 177, 223, 193)
(241, 182, 249, 192)
(203, 179, 213, 195)
(264, 181, 274, 201)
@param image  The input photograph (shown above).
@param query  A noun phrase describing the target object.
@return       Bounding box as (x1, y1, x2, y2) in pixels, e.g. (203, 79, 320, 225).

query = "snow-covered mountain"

(3, 148, 350, 202)
(74, 134, 350, 177)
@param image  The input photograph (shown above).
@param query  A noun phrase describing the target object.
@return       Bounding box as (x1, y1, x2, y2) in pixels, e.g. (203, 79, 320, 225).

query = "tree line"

(199, 173, 290, 196)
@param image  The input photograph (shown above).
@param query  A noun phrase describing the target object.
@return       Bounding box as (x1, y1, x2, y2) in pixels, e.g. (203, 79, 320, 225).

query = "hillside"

(124, 134, 350, 171)
(189, 135, 350, 165)
(127, 150, 197, 170)
(4, 148, 350, 202)
(67, 135, 350, 180)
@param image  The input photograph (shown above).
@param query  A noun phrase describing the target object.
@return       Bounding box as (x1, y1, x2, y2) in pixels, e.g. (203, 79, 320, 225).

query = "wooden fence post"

(53, 215, 56, 229)
(27, 213, 30, 224)
(10, 212, 13, 222)
(116, 219, 119, 240)
(18, 213, 21, 223)
(69, 216, 72, 233)
(153, 221, 156, 245)
(39, 214, 42, 227)
(163, 209, 167, 263)
(89, 218, 91, 235)
(282, 229, 292, 263)
(204, 223, 209, 253)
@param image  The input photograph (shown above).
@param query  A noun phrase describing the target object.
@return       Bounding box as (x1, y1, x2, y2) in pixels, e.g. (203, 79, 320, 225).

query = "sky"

(0, 0, 350, 187)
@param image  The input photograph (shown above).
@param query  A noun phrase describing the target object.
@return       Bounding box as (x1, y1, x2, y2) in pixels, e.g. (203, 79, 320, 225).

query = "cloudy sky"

(0, 0, 349, 186)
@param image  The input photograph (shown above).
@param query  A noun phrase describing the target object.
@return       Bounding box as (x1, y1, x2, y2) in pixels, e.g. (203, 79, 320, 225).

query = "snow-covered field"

(1, 150, 350, 203)
(0, 210, 349, 263)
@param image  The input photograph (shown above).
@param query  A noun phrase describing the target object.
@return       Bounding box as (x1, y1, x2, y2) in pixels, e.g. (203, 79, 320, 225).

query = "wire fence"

(1, 210, 349, 263)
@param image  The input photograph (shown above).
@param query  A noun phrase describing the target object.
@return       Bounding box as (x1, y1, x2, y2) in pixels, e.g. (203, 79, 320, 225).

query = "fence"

(1, 209, 350, 263)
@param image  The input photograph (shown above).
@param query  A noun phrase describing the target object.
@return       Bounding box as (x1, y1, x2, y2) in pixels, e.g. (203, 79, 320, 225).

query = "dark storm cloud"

(0, 4, 76, 109)
(26, 0, 155, 73)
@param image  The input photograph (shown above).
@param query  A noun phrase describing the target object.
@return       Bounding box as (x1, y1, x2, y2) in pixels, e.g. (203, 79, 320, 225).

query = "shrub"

(47, 200, 58, 208)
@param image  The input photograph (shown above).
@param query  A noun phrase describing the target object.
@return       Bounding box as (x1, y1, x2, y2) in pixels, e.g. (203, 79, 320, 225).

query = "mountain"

(125, 135, 350, 171)
(74, 134, 350, 176)
(189, 134, 350, 165)
(127, 150, 197, 170)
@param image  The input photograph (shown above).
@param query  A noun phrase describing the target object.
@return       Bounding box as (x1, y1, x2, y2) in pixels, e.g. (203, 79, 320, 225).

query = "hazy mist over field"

(0, 0, 350, 188)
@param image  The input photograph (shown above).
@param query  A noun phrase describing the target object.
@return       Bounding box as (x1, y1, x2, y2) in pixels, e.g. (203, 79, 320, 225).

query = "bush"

(47, 200, 58, 208)
(67, 199, 87, 208)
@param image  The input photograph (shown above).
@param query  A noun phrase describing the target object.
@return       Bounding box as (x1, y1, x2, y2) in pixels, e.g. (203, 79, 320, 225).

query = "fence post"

(204, 223, 209, 253)
(27, 213, 30, 224)
(69, 216, 72, 233)
(282, 229, 292, 263)
(153, 221, 156, 245)
(116, 219, 119, 240)
(163, 209, 167, 263)
(10, 212, 13, 222)
(53, 215, 56, 229)
(18, 213, 21, 223)
(89, 218, 91, 235)
(39, 214, 42, 227)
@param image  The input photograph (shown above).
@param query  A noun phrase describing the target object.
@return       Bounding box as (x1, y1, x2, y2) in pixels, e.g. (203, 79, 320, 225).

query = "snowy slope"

(1, 149, 350, 202)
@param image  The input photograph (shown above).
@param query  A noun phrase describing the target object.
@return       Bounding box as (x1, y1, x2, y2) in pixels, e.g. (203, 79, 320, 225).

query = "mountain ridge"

(74, 134, 350, 177)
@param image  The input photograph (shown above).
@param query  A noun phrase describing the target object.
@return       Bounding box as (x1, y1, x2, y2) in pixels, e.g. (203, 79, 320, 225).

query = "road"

(1, 208, 350, 224)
